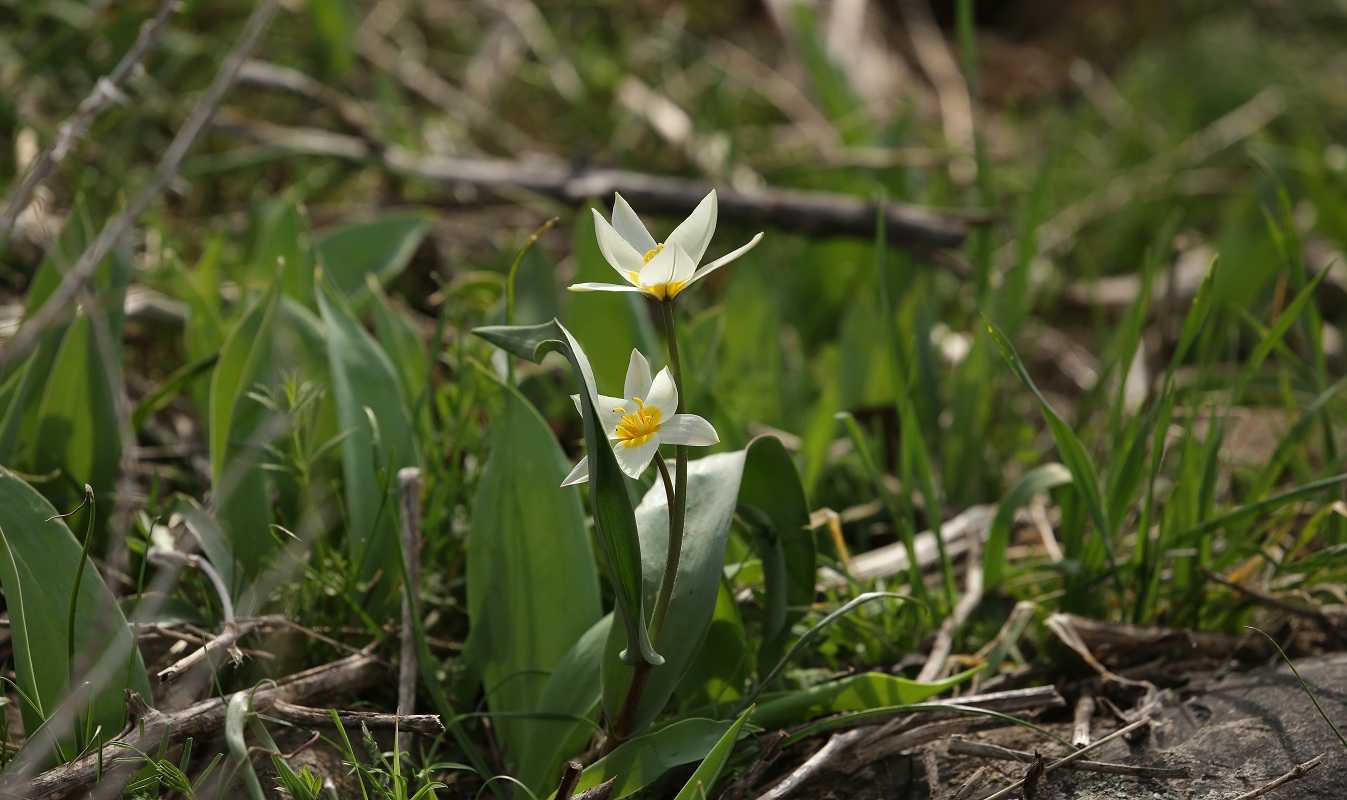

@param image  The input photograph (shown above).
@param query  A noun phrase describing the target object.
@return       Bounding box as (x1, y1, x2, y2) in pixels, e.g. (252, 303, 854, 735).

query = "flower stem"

(650, 300, 689, 641)
(606, 301, 690, 751)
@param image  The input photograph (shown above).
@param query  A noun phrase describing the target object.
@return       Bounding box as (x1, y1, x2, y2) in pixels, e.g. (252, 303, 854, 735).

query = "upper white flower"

(570, 190, 764, 301)
(562, 349, 719, 485)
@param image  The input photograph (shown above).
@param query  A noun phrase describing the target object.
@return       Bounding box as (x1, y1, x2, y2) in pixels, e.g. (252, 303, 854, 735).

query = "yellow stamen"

(643, 243, 665, 264)
(613, 397, 662, 448)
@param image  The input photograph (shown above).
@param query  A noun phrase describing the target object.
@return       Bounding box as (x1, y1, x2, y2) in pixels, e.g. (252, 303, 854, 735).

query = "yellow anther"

(643, 243, 665, 264)
(613, 397, 662, 449)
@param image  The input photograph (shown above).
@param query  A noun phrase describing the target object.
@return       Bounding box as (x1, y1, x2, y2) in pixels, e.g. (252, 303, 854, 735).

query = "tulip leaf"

(673, 579, 750, 713)
(473, 320, 659, 667)
(601, 449, 748, 736)
(208, 280, 280, 584)
(738, 435, 815, 679)
(516, 615, 610, 795)
(671, 705, 753, 800)
(0, 467, 152, 767)
(750, 668, 980, 729)
(552, 717, 737, 800)
(466, 368, 601, 769)
(315, 211, 432, 311)
(252, 197, 315, 308)
(318, 277, 420, 605)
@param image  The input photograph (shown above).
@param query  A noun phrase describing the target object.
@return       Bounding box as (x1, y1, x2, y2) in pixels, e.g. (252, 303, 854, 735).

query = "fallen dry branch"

(1228, 754, 1324, 800)
(213, 115, 984, 252)
(976, 717, 1152, 800)
(946, 738, 1190, 779)
(268, 699, 444, 735)
(757, 729, 868, 800)
(12, 651, 393, 800)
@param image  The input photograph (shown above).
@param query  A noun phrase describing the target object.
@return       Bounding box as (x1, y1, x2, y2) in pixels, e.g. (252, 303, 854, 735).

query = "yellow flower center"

(612, 398, 662, 448)
(625, 243, 687, 300)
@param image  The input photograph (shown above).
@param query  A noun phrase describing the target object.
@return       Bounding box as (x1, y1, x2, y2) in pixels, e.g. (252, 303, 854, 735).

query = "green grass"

(2, 0, 1347, 796)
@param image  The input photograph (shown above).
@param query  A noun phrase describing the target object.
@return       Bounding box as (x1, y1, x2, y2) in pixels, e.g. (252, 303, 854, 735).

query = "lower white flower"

(562, 349, 719, 485)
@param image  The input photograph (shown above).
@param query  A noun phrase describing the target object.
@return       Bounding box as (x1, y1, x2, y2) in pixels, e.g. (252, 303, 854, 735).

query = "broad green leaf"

(208, 281, 280, 582)
(671, 705, 753, 800)
(466, 369, 601, 768)
(473, 320, 659, 667)
(750, 668, 979, 729)
(315, 211, 432, 311)
(673, 580, 750, 712)
(31, 314, 121, 515)
(0, 467, 152, 767)
(252, 198, 315, 309)
(985, 463, 1072, 588)
(737, 436, 814, 679)
(556, 717, 735, 800)
(368, 278, 429, 424)
(318, 278, 420, 604)
(601, 449, 748, 736)
(516, 615, 610, 795)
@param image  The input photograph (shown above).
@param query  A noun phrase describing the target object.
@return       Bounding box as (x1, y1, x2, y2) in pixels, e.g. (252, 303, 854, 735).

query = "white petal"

(638, 241, 678, 287)
(568, 282, 647, 293)
(561, 457, 590, 486)
(686, 232, 764, 287)
(611, 194, 657, 254)
(665, 190, 717, 267)
(594, 393, 630, 438)
(592, 209, 645, 279)
(613, 437, 660, 479)
(570, 393, 583, 415)
(645, 367, 679, 415)
(668, 242, 695, 283)
(623, 350, 653, 404)
(661, 414, 719, 446)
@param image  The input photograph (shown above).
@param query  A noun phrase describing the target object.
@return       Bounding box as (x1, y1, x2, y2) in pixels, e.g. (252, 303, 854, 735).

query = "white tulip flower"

(562, 349, 719, 485)
(570, 190, 763, 301)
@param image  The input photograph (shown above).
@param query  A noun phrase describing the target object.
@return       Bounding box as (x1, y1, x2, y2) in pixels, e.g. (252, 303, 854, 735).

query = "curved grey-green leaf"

(601, 449, 748, 736)
(466, 370, 601, 769)
(0, 467, 152, 768)
(473, 320, 659, 667)
(550, 717, 736, 800)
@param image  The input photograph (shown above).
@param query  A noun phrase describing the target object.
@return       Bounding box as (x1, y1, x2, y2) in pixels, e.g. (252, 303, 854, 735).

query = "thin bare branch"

(0, 0, 180, 249)
(0, 0, 281, 373)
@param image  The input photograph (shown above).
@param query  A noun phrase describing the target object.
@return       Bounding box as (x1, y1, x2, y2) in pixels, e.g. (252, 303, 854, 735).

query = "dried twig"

(950, 767, 989, 800)
(918, 527, 984, 683)
(923, 745, 946, 800)
(1228, 755, 1325, 800)
(946, 739, 1190, 778)
(1071, 693, 1095, 747)
(13, 651, 389, 800)
(0, 0, 281, 373)
(758, 729, 868, 800)
(213, 117, 983, 252)
(397, 467, 424, 715)
(0, 0, 180, 249)
(976, 717, 1151, 800)
(556, 761, 584, 800)
(268, 699, 444, 735)
(238, 59, 383, 145)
